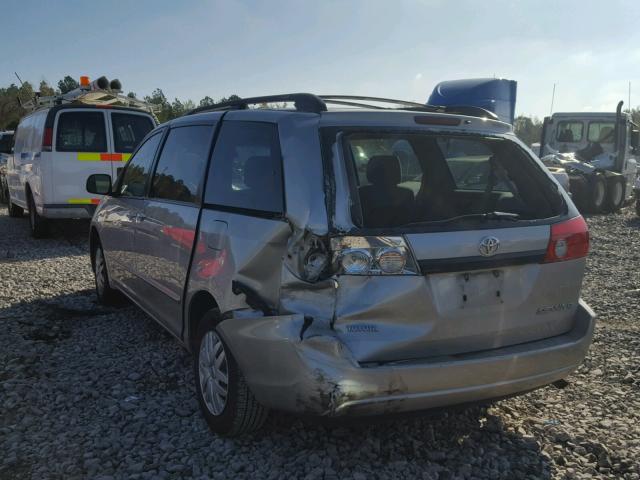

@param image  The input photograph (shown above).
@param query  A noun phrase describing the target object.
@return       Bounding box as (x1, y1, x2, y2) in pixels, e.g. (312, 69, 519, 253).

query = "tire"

(93, 243, 120, 306)
(586, 175, 607, 213)
(7, 190, 23, 218)
(604, 177, 625, 213)
(193, 310, 268, 436)
(636, 193, 640, 217)
(27, 192, 49, 238)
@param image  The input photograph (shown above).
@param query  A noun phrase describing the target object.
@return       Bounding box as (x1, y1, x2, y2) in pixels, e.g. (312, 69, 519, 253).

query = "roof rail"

(187, 93, 500, 121)
(187, 93, 328, 115)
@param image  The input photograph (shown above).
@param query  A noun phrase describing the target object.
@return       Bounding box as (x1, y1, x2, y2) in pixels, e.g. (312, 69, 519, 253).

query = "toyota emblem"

(478, 236, 500, 257)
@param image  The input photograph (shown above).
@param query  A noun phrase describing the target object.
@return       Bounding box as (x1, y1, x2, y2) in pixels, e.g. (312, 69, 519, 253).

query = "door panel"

(97, 197, 145, 294)
(135, 201, 200, 335)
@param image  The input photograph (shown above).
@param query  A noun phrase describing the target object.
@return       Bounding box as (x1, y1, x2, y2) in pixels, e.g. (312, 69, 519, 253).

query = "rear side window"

(556, 121, 583, 142)
(205, 121, 284, 214)
(150, 126, 212, 204)
(56, 112, 107, 152)
(118, 133, 162, 197)
(112, 113, 154, 153)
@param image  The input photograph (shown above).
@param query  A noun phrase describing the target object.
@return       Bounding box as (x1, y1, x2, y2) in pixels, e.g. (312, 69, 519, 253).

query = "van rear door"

(107, 110, 155, 181)
(51, 109, 111, 209)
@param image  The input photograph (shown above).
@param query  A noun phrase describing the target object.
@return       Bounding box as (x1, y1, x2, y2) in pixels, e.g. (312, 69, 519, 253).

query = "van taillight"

(543, 216, 589, 263)
(42, 127, 53, 151)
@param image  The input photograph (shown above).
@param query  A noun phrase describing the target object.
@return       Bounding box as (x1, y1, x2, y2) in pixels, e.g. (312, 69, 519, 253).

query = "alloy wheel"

(198, 331, 229, 416)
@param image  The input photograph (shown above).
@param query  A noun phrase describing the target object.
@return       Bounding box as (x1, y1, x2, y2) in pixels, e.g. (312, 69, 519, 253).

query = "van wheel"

(94, 243, 120, 306)
(604, 177, 625, 212)
(586, 175, 607, 213)
(27, 193, 48, 238)
(193, 310, 268, 436)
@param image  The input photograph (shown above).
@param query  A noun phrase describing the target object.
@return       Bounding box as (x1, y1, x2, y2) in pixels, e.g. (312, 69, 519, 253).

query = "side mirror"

(631, 130, 639, 150)
(86, 174, 112, 195)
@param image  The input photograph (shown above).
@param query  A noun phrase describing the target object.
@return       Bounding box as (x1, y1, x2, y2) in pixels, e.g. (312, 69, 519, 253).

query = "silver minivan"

(87, 94, 595, 436)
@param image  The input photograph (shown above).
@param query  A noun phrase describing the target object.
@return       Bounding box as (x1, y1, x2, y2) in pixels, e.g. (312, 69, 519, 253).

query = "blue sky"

(2, 0, 640, 118)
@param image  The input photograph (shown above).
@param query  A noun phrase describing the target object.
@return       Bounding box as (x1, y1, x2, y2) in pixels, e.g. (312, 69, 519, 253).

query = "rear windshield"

(112, 113, 154, 153)
(335, 131, 565, 229)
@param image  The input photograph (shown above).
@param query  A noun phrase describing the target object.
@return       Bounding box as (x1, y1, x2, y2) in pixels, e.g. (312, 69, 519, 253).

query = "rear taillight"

(543, 216, 589, 263)
(42, 127, 53, 152)
(331, 236, 419, 275)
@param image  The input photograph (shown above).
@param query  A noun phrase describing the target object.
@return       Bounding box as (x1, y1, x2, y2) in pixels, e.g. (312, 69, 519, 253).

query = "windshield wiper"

(404, 211, 521, 227)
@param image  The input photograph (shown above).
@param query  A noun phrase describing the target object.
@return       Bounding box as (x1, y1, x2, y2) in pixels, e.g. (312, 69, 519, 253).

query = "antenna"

(549, 83, 556, 115)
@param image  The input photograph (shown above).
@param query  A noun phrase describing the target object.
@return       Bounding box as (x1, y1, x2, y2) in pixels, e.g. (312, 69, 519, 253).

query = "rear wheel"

(93, 243, 120, 306)
(586, 175, 607, 213)
(604, 177, 625, 213)
(27, 192, 48, 238)
(193, 310, 268, 436)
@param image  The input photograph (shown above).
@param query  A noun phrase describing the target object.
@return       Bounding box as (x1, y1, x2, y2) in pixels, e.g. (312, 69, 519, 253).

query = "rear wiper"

(405, 211, 521, 227)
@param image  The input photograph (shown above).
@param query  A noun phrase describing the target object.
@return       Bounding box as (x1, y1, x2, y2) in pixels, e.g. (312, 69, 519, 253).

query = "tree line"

(0, 74, 239, 130)
(2, 75, 639, 146)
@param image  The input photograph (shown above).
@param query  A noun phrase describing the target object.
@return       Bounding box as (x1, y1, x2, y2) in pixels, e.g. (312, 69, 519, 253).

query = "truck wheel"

(27, 192, 49, 238)
(7, 190, 24, 218)
(193, 309, 269, 436)
(586, 175, 607, 213)
(604, 177, 625, 213)
(93, 243, 120, 306)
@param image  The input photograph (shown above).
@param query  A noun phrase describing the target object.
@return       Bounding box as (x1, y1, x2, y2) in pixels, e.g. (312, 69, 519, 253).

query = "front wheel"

(28, 193, 48, 238)
(93, 243, 120, 305)
(193, 310, 268, 436)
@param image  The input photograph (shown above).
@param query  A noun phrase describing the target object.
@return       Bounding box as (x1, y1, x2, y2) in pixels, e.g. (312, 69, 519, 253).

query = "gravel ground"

(0, 205, 639, 480)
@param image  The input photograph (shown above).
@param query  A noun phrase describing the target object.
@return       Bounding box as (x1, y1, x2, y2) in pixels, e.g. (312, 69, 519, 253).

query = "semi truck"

(539, 102, 639, 214)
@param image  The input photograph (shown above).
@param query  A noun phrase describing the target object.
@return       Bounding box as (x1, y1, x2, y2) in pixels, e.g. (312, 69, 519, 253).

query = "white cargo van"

(7, 104, 156, 237)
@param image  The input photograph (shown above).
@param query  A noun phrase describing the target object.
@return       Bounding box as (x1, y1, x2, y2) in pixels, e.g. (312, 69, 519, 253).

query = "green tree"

(39, 80, 55, 97)
(144, 88, 172, 123)
(514, 115, 543, 146)
(127, 91, 136, 99)
(57, 75, 79, 94)
(199, 96, 215, 107)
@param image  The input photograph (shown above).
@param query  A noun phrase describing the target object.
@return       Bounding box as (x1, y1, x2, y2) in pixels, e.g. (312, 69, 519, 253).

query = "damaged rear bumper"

(218, 300, 595, 416)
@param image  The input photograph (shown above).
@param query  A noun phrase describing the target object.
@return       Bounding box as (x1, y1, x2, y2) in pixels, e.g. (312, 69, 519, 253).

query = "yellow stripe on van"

(68, 198, 101, 205)
(77, 152, 102, 161)
(76, 153, 131, 161)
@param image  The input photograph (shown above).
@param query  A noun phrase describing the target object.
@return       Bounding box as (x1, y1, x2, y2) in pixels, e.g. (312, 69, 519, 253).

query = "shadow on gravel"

(624, 216, 640, 229)
(1, 288, 553, 479)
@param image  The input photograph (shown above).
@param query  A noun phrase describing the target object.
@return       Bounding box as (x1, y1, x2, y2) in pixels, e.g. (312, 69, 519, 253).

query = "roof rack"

(187, 93, 328, 115)
(187, 93, 499, 120)
(21, 75, 159, 118)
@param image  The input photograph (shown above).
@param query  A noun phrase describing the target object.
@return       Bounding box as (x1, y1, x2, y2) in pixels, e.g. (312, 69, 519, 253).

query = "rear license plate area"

(457, 269, 505, 308)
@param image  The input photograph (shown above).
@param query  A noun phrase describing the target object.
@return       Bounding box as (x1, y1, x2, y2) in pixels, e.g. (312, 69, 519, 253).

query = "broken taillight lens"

(543, 216, 589, 263)
(331, 236, 418, 275)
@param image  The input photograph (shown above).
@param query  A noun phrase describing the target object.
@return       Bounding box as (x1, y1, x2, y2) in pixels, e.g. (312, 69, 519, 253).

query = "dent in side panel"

(185, 209, 292, 327)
